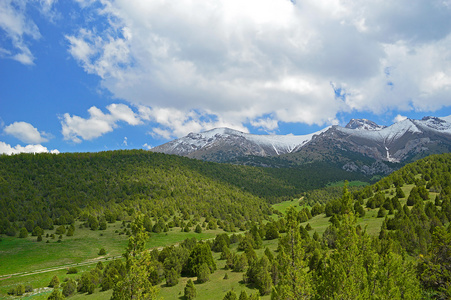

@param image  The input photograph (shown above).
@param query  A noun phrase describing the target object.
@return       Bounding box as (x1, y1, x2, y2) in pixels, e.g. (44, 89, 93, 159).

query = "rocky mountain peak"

(345, 119, 386, 131)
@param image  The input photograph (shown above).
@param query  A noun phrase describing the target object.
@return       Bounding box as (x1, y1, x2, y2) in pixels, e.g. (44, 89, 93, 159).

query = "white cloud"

(140, 106, 249, 140)
(60, 103, 142, 143)
(4, 121, 50, 143)
(0, 0, 40, 64)
(250, 118, 279, 132)
(393, 114, 407, 123)
(142, 143, 152, 150)
(67, 0, 451, 137)
(0, 0, 58, 65)
(0, 141, 59, 155)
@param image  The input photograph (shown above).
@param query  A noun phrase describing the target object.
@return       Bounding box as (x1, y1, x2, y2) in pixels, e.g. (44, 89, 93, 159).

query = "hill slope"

(0, 150, 367, 235)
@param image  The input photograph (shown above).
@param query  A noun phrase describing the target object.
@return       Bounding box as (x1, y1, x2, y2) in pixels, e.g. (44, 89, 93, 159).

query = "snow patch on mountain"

(152, 126, 331, 157)
(345, 119, 386, 131)
(417, 116, 451, 134)
(336, 119, 421, 144)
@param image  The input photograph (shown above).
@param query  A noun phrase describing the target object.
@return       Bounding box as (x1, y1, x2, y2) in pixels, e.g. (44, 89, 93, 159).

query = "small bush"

(98, 248, 106, 255)
(67, 267, 78, 274)
(49, 275, 60, 288)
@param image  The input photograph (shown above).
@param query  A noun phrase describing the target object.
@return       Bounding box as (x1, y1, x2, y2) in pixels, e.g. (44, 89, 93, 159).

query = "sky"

(1, 0, 451, 154)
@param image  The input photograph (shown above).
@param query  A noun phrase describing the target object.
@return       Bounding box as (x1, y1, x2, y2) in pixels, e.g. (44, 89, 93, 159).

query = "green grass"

(0, 222, 128, 277)
(147, 230, 220, 248)
(327, 180, 370, 187)
(0, 222, 226, 299)
(272, 199, 302, 214)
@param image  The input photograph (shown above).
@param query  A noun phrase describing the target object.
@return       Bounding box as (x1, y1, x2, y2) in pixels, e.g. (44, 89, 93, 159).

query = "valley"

(1, 150, 451, 299)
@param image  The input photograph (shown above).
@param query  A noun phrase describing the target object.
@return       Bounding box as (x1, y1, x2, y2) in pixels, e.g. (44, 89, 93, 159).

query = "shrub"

(62, 279, 77, 297)
(19, 227, 28, 238)
(49, 275, 60, 288)
(67, 267, 78, 274)
(184, 279, 196, 300)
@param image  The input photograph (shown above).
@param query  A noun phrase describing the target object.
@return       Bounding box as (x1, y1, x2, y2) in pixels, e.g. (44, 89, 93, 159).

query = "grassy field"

(0, 221, 223, 299)
(326, 180, 370, 187)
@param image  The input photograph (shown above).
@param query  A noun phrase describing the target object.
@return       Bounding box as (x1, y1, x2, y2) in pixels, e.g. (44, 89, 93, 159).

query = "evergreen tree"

(239, 290, 249, 300)
(47, 289, 64, 300)
(244, 255, 272, 295)
(418, 226, 451, 298)
(184, 279, 196, 300)
(272, 206, 311, 299)
(19, 227, 28, 238)
(48, 275, 60, 288)
(111, 214, 159, 300)
(315, 213, 421, 299)
(62, 279, 77, 297)
(197, 263, 210, 283)
(184, 243, 216, 277)
(165, 268, 179, 287)
(223, 290, 238, 300)
(265, 222, 279, 240)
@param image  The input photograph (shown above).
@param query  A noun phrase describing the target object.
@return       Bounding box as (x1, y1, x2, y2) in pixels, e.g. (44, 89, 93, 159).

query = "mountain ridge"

(151, 115, 451, 174)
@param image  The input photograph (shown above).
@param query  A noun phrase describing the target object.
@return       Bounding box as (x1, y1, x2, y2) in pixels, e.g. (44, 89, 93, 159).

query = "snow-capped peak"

(345, 119, 386, 131)
(151, 126, 330, 157)
(416, 116, 451, 134)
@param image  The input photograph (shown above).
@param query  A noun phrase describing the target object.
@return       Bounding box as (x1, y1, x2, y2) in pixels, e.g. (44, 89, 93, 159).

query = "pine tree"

(272, 206, 311, 299)
(244, 255, 272, 295)
(111, 214, 159, 300)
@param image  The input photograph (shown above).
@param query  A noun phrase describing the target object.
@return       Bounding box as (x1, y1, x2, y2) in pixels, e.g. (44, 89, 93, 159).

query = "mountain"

(151, 116, 451, 174)
(151, 127, 330, 162)
(345, 118, 386, 131)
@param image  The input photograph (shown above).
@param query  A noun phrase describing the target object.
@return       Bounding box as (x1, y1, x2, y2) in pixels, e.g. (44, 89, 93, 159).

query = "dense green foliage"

(0, 150, 369, 238)
(0, 150, 269, 236)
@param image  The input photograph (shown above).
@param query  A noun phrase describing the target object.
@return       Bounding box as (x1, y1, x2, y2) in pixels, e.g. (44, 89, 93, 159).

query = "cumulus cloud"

(60, 103, 142, 143)
(0, 141, 59, 155)
(393, 114, 408, 123)
(139, 106, 249, 139)
(66, 0, 451, 137)
(4, 121, 50, 143)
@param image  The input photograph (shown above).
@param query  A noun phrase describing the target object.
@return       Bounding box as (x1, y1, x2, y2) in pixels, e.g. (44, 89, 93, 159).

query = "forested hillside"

(0, 150, 366, 237)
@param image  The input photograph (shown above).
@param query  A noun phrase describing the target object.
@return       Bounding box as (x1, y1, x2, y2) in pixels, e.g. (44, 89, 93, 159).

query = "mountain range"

(151, 115, 451, 175)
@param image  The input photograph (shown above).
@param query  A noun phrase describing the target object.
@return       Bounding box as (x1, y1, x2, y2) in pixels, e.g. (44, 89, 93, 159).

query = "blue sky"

(1, 0, 451, 154)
